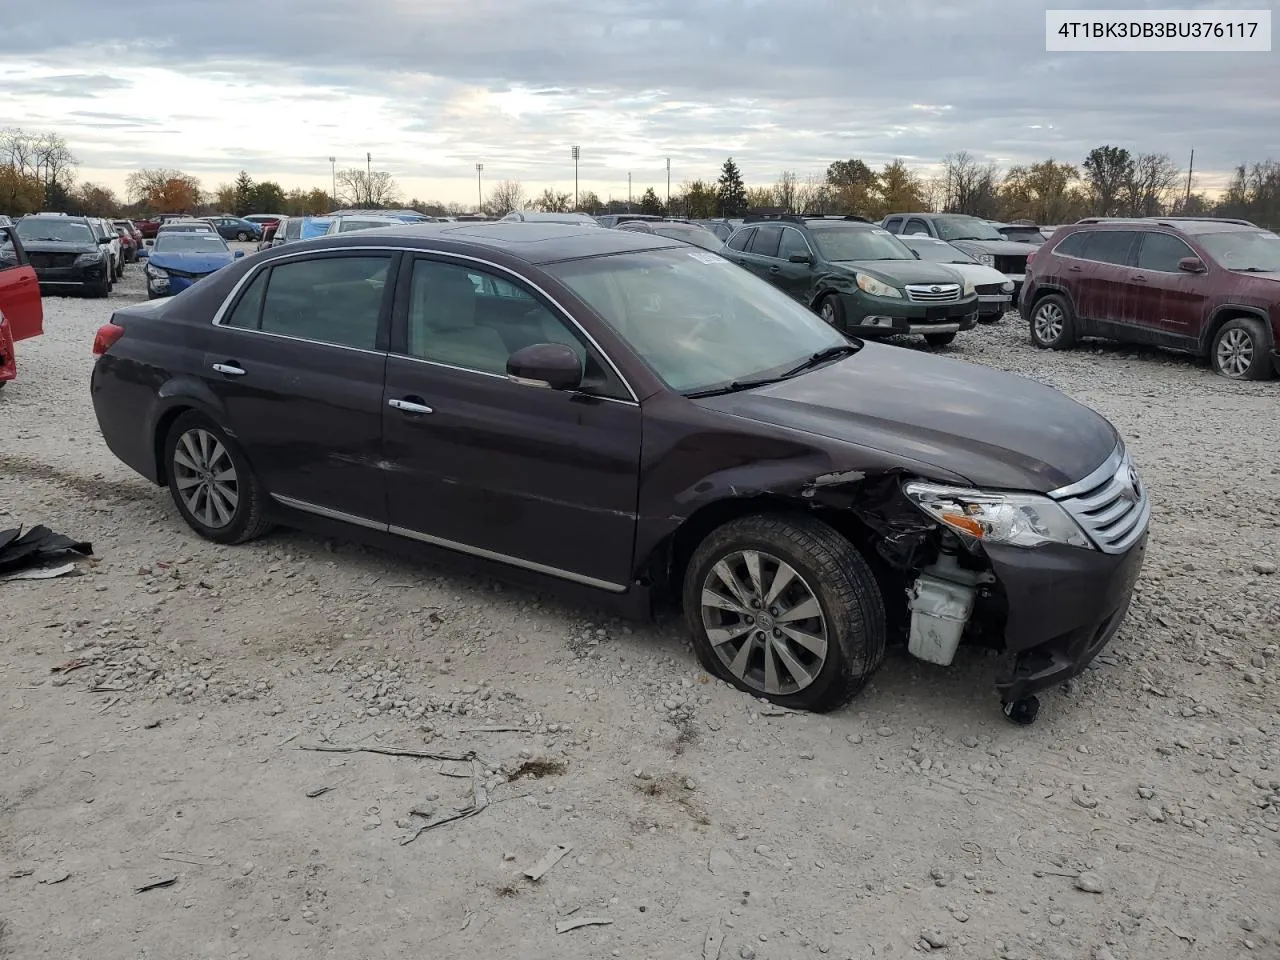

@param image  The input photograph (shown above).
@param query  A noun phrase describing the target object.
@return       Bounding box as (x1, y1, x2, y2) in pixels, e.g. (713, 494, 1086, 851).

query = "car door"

(206, 251, 397, 521)
(736, 223, 782, 284)
(380, 255, 642, 590)
(903, 217, 934, 237)
(774, 226, 816, 301)
(724, 227, 756, 271)
(1074, 230, 1138, 323)
(1127, 230, 1208, 339)
(0, 224, 43, 341)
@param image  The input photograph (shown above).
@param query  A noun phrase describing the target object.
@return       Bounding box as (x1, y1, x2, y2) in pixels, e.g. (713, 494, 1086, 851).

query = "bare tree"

(795, 174, 831, 214)
(774, 170, 800, 213)
(125, 167, 202, 212)
(33, 132, 77, 194)
(335, 168, 399, 207)
(487, 180, 526, 217)
(1124, 153, 1181, 217)
(941, 151, 1000, 217)
(920, 175, 947, 212)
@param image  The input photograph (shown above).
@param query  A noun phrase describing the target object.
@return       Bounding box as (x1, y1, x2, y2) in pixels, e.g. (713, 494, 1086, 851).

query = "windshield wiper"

(780, 343, 860, 378)
(684, 376, 789, 398)
(1233, 266, 1273, 272)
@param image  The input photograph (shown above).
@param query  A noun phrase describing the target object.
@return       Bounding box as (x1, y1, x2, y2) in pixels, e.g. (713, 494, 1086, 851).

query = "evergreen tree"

(639, 187, 665, 216)
(232, 170, 255, 215)
(716, 158, 747, 216)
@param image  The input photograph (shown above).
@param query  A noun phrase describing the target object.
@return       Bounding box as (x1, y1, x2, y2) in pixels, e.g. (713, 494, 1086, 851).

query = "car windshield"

(160, 224, 214, 233)
(154, 232, 230, 253)
(339, 219, 394, 232)
(1198, 230, 1280, 272)
(652, 225, 724, 252)
(544, 246, 850, 394)
(904, 238, 978, 265)
(808, 226, 915, 261)
(17, 218, 93, 243)
(934, 216, 1005, 242)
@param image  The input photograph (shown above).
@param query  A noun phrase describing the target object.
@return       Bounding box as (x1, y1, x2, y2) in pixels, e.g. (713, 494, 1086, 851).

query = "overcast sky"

(2, 0, 1276, 205)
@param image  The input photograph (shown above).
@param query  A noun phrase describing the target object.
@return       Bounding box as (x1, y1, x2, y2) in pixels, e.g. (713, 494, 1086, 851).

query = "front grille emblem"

(930, 285, 940, 293)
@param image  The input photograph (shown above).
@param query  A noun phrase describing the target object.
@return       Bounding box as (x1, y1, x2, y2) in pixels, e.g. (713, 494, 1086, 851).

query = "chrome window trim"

(1132, 230, 1197, 274)
(385, 351, 638, 407)
(211, 243, 640, 404)
(1047, 442, 1124, 500)
(270, 493, 629, 593)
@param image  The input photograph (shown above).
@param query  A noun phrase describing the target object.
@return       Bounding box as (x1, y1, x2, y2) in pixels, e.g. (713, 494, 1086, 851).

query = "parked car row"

(0, 214, 44, 387)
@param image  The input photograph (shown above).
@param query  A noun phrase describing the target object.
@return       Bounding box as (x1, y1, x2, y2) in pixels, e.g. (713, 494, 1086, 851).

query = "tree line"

(3, 126, 1278, 228)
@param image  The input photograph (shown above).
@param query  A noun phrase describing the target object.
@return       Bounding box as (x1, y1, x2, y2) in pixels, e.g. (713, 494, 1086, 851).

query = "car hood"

(18, 239, 101, 255)
(933, 261, 1010, 286)
(1232, 270, 1280, 285)
(830, 259, 964, 285)
(949, 238, 1039, 256)
(694, 341, 1118, 493)
(149, 251, 234, 273)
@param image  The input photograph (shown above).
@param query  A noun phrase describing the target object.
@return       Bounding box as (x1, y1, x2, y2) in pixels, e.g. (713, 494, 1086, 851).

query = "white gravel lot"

(1, 251, 1278, 960)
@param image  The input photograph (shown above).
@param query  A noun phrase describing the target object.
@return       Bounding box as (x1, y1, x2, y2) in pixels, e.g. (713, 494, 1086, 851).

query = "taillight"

(1026, 249, 1036, 267)
(93, 323, 124, 356)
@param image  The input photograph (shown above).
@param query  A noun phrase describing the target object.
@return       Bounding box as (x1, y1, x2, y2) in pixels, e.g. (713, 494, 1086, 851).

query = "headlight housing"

(1001, 280, 1014, 293)
(975, 253, 995, 267)
(145, 264, 169, 279)
(74, 253, 102, 266)
(902, 481, 1093, 550)
(855, 273, 902, 299)
(961, 278, 975, 296)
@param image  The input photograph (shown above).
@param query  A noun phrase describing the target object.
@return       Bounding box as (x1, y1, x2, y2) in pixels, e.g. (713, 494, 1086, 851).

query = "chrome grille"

(905, 283, 961, 303)
(1050, 445, 1150, 554)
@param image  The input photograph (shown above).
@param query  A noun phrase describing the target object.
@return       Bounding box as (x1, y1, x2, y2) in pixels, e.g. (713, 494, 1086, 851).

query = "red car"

(113, 222, 139, 262)
(0, 216, 44, 387)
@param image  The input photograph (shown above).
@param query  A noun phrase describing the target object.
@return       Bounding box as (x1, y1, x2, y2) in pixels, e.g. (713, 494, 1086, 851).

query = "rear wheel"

(90, 275, 109, 298)
(164, 411, 272, 544)
(1211, 317, 1272, 381)
(924, 331, 957, 347)
(683, 513, 887, 713)
(236, 231, 250, 241)
(1029, 294, 1077, 349)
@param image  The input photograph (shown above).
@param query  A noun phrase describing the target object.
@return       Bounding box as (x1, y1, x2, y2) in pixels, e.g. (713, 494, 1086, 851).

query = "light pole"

(476, 162, 484, 214)
(665, 157, 671, 213)
(571, 145, 580, 211)
(366, 152, 372, 178)
(627, 172, 632, 211)
(328, 156, 336, 208)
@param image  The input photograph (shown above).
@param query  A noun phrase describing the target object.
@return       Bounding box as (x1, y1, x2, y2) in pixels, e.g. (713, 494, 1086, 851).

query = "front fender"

(808, 270, 857, 306)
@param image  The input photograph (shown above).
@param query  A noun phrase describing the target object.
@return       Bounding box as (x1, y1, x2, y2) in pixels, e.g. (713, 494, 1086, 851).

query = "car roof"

(1069, 217, 1258, 235)
(267, 221, 682, 264)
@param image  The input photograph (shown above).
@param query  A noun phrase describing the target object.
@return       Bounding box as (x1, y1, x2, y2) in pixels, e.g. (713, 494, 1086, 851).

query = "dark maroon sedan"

(88, 223, 1149, 722)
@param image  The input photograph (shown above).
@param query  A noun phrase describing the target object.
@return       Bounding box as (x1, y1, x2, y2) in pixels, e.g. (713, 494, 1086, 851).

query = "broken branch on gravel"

(299, 743, 477, 762)
(400, 758, 489, 845)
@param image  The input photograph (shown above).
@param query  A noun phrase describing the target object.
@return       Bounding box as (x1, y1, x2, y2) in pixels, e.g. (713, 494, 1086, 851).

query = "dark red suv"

(1020, 217, 1280, 381)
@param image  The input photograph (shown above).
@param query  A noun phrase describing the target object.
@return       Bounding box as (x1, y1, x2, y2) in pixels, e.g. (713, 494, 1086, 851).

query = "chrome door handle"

(211, 363, 246, 376)
(1130, 274, 1146, 281)
(769, 265, 780, 274)
(388, 398, 433, 415)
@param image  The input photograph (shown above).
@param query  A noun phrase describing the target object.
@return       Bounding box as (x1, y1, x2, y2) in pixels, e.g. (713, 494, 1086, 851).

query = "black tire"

(1029, 293, 1077, 349)
(977, 312, 1002, 325)
(236, 231, 250, 242)
(90, 275, 110, 298)
(924, 331, 957, 347)
(1210, 317, 1273, 381)
(163, 411, 272, 545)
(816, 293, 845, 329)
(683, 513, 887, 713)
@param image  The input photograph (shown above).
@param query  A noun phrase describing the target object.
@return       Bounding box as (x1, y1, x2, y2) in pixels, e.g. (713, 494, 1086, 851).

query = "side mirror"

(787, 253, 811, 263)
(1178, 256, 1206, 273)
(145, 239, 154, 247)
(234, 250, 245, 259)
(506, 342, 583, 391)
(137, 246, 149, 259)
(98, 236, 113, 244)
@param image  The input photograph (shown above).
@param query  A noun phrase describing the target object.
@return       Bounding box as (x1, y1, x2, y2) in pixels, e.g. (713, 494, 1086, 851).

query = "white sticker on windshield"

(687, 250, 728, 263)
(871, 228, 890, 235)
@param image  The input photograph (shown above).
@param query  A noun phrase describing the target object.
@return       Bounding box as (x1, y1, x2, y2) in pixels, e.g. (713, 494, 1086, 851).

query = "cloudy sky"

(2, 0, 1276, 206)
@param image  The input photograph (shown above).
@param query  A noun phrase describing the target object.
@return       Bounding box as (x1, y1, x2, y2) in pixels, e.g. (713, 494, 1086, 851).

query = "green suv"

(725, 215, 980, 346)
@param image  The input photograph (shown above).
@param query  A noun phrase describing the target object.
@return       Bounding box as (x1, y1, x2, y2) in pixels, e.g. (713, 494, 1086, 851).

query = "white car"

(898, 235, 1016, 323)
(92, 218, 124, 281)
(323, 215, 409, 235)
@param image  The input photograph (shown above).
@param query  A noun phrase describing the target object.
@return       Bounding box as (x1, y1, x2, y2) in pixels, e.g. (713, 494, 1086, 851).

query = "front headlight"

(145, 264, 168, 278)
(962, 278, 975, 296)
(855, 273, 902, 299)
(1001, 280, 1014, 293)
(74, 253, 101, 266)
(976, 253, 995, 267)
(902, 481, 1093, 550)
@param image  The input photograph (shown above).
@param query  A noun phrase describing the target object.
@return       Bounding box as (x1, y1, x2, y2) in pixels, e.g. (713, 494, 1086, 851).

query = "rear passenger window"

(223, 270, 268, 329)
(258, 256, 391, 349)
(1135, 232, 1195, 272)
(1081, 231, 1137, 265)
(749, 224, 783, 258)
(883, 217, 902, 232)
(726, 228, 755, 252)
(1051, 233, 1087, 257)
(905, 218, 932, 236)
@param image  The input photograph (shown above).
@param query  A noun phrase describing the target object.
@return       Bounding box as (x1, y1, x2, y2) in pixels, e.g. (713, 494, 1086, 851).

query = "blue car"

(144, 230, 245, 299)
(202, 216, 263, 242)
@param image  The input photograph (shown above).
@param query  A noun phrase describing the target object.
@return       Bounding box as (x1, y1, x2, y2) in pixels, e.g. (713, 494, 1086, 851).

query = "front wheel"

(817, 293, 845, 329)
(164, 411, 272, 544)
(1211, 317, 1273, 381)
(924, 331, 957, 347)
(683, 513, 887, 713)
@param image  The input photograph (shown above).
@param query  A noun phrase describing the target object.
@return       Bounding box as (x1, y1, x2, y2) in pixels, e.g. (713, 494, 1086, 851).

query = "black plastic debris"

(0, 525, 93, 575)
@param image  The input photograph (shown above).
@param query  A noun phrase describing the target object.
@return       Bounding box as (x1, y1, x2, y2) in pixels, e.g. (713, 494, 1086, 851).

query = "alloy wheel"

(820, 301, 835, 324)
(1033, 302, 1064, 342)
(700, 549, 828, 695)
(172, 427, 240, 528)
(1216, 328, 1254, 378)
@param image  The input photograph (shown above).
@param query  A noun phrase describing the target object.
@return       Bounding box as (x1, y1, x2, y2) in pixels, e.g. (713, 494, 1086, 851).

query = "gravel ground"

(2, 254, 1278, 960)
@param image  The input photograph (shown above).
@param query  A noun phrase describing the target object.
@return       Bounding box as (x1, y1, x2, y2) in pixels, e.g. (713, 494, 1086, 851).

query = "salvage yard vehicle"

(15, 213, 114, 297)
(881, 212, 1039, 302)
(1022, 217, 1280, 381)
(726, 214, 979, 346)
(143, 229, 245, 299)
(0, 215, 44, 387)
(89, 222, 1149, 723)
(898, 234, 1015, 323)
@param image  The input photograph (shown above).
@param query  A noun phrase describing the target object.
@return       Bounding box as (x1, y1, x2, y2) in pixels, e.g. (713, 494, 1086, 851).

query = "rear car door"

(0, 222, 43, 341)
(738, 224, 783, 284)
(1075, 231, 1138, 323)
(1128, 230, 1208, 339)
(206, 251, 396, 521)
(724, 227, 756, 271)
(381, 255, 642, 589)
